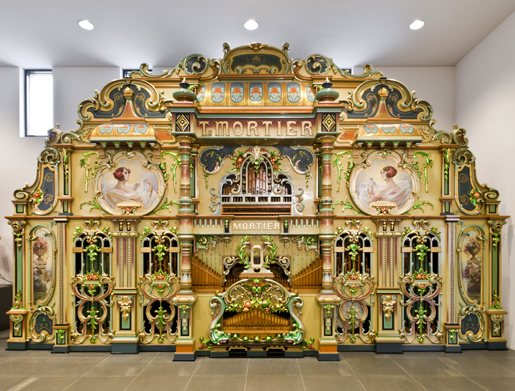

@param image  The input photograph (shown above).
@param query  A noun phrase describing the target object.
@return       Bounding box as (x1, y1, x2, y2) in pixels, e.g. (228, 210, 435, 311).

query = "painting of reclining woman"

(353, 157, 414, 214)
(100, 157, 159, 213)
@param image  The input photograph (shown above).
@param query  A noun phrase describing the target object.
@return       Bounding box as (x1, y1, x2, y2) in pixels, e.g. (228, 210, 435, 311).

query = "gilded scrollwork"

(70, 273, 115, 344)
(8, 220, 26, 248)
(28, 303, 56, 343)
(333, 269, 376, 344)
(399, 271, 443, 344)
(207, 278, 305, 346)
(138, 271, 180, 344)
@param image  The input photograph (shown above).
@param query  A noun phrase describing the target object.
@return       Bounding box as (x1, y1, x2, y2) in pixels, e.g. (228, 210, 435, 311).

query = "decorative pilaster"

(317, 135, 336, 292)
(316, 294, 341, 361)
(177, 135, 195, 292)
(111, 219, 139, 353)
(486, 219, 508, 350)
(444, 215, 461, 352)
(375, 218, 403, 353)
(6, 220, 28, 350)
(172, 294, 197, 361)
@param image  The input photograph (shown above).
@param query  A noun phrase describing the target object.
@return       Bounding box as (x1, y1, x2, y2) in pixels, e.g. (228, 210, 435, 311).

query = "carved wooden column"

(177, 135, 195, 292)
(174, 134, 198, 361)
(317, 134, 336, 292)
(316, 134, 340, 361)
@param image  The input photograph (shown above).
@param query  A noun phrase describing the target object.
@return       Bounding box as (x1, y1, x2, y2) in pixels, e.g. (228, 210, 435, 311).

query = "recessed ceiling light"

(410, 20, 425, 30)
(244, 19, 259, 31)
(78, 20, 94, 30)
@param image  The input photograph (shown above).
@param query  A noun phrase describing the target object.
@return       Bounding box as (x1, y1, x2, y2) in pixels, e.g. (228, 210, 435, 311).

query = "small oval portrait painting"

(98, 154, 163, 215)
(350, 155, 417, 215)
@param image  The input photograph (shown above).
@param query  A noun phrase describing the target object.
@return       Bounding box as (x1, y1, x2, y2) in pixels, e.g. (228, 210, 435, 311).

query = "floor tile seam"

(183, 355, 204, 391)
(387, 355, 430, 391)
(122, 353, 158, 391)
(338, 356, 366, 391)
(61, 354, 112, 391)
(433, 356, 489, 390)
(296, 359, 307, 391)
(243, 356, 249, 391)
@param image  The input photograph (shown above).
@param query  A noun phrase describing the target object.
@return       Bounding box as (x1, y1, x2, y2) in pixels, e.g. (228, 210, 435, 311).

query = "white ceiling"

(1, 0, 514, 70)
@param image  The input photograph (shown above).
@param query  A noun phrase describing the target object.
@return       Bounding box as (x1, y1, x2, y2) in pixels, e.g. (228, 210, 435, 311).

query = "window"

(122, 69, 152, 78)
(25, 70, 53, 137)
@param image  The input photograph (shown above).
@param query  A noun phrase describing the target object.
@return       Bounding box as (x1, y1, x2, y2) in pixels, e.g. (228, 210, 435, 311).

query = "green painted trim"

(139, 345, 176, 352)
(173, 352, 197, 361)
(317, 352, 340, 361)
(69, 346, 111, 352)
(487, 342, 507, 351)
(375, 343, 403, 354)
(15, 246, 22, 293)
(111, 343, 139, 354)
(337, 345, 375, 352)
(196, 113, 316, 119)
(443, 345, 462, 353)
(492, 244, 499, 296)
(53, 346, 70, 353)
(403, 345, 443, 352)
(6, 342, 27, 351)
(168, 107, 199, 115)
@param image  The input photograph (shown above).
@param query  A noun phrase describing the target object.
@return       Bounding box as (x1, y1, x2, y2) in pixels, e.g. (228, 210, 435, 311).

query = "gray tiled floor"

(1, 330, 515, 391)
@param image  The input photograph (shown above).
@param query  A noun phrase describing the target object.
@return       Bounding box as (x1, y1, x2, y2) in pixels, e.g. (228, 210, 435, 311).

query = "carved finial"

(123, 86, 134, 98)
(378, 87, 389, 98)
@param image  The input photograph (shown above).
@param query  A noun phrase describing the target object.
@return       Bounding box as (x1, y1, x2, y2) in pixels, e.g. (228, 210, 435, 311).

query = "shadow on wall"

(0, 243, 12, 283)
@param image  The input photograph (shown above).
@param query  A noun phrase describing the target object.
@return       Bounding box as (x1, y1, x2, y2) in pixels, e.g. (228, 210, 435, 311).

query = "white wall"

(0, 67, 121, 284)
(53, 67, 121, 133)
(455, 11, 515, 347)
(372, 67, 456, 132)
(0, 68, 44, 283)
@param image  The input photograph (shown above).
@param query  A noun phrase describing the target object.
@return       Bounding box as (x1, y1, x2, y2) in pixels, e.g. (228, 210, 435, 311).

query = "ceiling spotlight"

(410, 20, 425, 30)
(78, 20, 94, 30)
(244, 19, 259, 31)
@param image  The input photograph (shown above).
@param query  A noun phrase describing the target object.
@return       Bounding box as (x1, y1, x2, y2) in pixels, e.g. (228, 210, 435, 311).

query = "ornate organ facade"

(5, 43, 509, 360)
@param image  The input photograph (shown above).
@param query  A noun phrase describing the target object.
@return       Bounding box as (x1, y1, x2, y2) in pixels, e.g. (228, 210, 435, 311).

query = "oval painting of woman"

(100, 157, 161, 214)
(352, 157, 415, 214)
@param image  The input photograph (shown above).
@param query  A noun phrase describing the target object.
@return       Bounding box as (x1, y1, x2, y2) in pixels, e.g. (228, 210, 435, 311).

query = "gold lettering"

(277, 120, 283, 136)
(199, 121, 211, 136)
(233, 223, 241, 230)
(215, 121, 229, 136)
(233, 121, 243, 136)
(301, 121, 313, 136)
(275, 223, 280, 230)
(262, 121, 273, 136)
(247, 121, 259, 136)
(286, 121, 297, 136)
